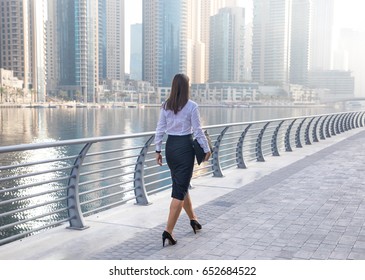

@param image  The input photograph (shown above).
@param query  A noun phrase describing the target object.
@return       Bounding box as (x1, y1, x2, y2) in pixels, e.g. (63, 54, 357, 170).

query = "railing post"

(134, 135, 154, 205)
(319, 116, 328, 140)
(330, 115, 338, 136)
(334, 114, 342, 134)
(67, 142, 92, 230)
(295, 118, 307, 148)
(305, 117, 315, 145)
(349, 112, 355, 129)
(312, 116, 322, 142)
(285, 119, 297, 152)
(236, 124, 252, 168)
(325, 115, 334, 138)
(344, 113, 351, 131)
(213, 127, 229, 177)
(347, 113, 355, 130)
(345, 113, 355, 131)
(339, 113, 349, 133)
(256, 122, 270, 162)
(360, 112, 365, 127)
(271, 121, 284, 156)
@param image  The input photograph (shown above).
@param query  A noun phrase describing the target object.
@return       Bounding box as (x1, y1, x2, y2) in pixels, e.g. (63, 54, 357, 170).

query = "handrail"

(0, 110, 364, 245)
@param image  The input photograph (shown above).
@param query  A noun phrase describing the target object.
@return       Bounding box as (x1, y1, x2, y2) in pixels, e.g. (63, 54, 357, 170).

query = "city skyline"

(125, 0, 365, 72)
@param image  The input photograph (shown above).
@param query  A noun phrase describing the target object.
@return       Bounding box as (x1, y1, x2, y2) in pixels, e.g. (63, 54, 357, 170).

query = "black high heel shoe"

(190, 220, 202, 234)
(162, 231, 177, 247)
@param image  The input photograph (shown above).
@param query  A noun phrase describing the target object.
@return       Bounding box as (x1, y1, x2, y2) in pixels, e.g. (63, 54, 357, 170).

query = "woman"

(155, 74, 211, 247)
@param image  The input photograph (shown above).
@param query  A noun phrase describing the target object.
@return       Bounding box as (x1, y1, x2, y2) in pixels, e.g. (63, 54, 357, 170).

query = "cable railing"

(0, 111, 364, 245)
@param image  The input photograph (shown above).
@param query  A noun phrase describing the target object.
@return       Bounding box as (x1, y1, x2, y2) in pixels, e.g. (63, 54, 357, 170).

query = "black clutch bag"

(193, 130, 213, 165)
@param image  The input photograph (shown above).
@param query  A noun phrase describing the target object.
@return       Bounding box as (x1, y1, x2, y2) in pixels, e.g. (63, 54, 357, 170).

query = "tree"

(0, 87, 4, 103)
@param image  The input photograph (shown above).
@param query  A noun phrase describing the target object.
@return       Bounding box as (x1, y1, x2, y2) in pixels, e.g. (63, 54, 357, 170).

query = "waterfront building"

(209, 7, 245, 83)
(99, 0, 125, 82)
(308, 70, 354, 101)
(0, 68, 24, 102)
(289, 84, 318, 104)
(289, 0, 310, 86)
(54, 0, 99, 103)
(252, 0, 291, 86)
(190, 82, 258, 104)
(333, 28, 365, 97)
(130, 23, 142, 81)
(29, 0, 47, 103)
(142, 0, 187, 87)
(309, 0, 334, 71)
(0, 0, 30, 93)
(187, 0, 205, 84)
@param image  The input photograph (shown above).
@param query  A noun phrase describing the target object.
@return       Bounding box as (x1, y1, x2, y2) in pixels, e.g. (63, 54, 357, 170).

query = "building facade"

(252, 0, 291, 86)
(142, 0, 187, 87)
(130, 23, 142, 81)
(0, 0, 29, 92)
(309, 0, 334, 70)
(289, 0, 310, 86)
(209, 7, 245, 83)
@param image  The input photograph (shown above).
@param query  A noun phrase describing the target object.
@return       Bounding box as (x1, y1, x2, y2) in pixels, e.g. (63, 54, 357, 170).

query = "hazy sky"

(124, 0, 365, 72)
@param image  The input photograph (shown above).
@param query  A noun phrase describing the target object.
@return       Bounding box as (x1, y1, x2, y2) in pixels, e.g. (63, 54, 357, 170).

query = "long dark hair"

(164, 74, 190, 114)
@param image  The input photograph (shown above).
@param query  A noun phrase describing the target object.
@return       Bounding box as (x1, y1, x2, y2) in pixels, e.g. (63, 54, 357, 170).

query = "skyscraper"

(99, 0, 125, 82)
(29, 0, 48, 102)
(55, 0, 99, 102)
(0, 0, 48, 102)
(130, 23, 142, 80)
(143, 0, 187, 87)
(0, 0, 30, 91)
(290, 0, 310, 85)
(209, 7, 245, 82)
(187, 0, 205, 84)
(309, 0, 334, 70)
(252, 0, 291, 86)
(200, 0, 237, 82)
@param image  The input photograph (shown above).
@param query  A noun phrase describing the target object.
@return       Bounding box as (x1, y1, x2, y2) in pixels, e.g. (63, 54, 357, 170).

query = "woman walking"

(154, 74, 211, 247)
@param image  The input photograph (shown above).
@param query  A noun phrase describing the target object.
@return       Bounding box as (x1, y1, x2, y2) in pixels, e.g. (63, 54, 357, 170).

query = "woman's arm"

(191, 105, 210, 153)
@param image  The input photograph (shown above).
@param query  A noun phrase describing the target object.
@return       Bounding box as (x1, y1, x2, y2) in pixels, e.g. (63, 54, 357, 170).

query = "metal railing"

(0, 111, 364, 245)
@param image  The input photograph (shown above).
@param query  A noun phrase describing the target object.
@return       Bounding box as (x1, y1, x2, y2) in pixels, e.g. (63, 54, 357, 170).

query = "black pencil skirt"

(165, 134, 195, 201)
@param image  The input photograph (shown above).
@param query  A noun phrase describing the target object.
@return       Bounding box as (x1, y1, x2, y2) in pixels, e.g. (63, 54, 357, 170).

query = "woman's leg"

(183, 193, 197, 221)
(165, 198, 184, 234)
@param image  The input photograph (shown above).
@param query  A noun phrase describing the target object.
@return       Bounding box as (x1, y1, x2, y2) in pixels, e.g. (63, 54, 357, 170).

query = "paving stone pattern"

(90, 130, 365, 260)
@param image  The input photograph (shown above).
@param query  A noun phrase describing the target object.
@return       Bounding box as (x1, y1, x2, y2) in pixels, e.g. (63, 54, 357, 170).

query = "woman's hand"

(204, 151, 211, 162)
(156, 153, 163, 166)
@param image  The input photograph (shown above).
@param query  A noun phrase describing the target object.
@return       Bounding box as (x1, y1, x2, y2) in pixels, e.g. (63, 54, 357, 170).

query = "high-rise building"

(333, 28, 365, 97)
(99, 0, 125, 82)
(0, 0, 30, 91)
(55, 0, 99, 102)
(0, 0, 48, 102)
(252, 0, 291, 86)
(200, 0, 236, 82)
(130, 23, 142, 80)
(209, 7, 245, 82)
(46, 0, 59, 97)
(187, 0, 205, 84)
(309, 0, 334, 70)
(29, 0, 47, 102)
(143, 0, 187, 87)
(290, 0, 310, 85)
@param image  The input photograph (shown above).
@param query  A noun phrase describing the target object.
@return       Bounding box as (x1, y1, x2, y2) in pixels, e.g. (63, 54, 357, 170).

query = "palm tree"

(0, 86, 4, 103)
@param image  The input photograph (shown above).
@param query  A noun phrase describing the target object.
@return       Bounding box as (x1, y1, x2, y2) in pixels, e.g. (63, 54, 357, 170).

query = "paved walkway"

(1, 128, 365, 260)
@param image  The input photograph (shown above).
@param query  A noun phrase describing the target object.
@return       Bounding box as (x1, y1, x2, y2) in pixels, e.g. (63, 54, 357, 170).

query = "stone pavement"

(1, 128, 365, 260)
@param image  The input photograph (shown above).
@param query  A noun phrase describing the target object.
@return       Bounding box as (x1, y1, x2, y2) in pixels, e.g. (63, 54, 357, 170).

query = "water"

(0, 106, 341, 147)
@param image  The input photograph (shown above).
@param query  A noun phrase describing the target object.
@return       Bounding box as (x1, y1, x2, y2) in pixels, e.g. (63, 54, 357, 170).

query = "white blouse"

(154, 100, 210, 153)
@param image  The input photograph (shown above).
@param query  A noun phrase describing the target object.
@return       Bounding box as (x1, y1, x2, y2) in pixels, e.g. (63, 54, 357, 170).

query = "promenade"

(1, 128, 365, 260)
